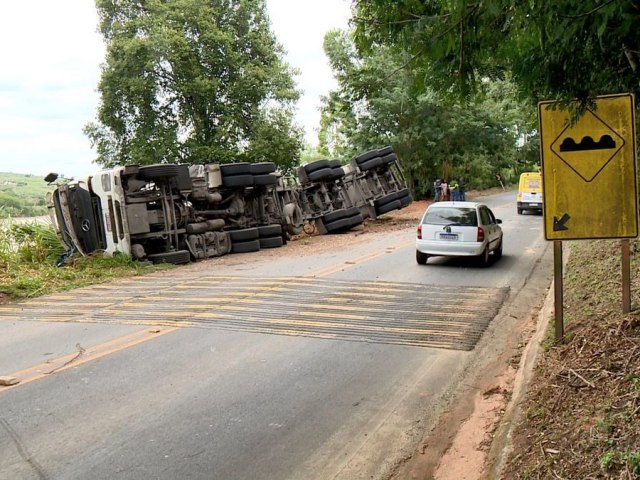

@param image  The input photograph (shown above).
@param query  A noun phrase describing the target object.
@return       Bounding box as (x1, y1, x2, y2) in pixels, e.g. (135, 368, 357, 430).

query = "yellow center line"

(1, 327, 178, 394)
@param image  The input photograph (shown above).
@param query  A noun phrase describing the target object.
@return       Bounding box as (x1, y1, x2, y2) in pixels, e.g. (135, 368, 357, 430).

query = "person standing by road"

(434, 178, 442, 202)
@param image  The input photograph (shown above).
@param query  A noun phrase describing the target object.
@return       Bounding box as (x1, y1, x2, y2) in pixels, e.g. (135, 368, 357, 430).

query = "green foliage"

(86, 0, 303, 170)
(0, 172, 55, 219)
(0, 221, 167, 299)
(318, 29, 536, 196)
(352, 0, 640, 104)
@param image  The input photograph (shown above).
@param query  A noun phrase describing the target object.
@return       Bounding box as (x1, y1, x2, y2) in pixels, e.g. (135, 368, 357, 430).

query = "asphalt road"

(0, 190, 551, 480)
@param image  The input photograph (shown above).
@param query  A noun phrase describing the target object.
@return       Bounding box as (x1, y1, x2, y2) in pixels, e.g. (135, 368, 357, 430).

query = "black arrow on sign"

(553, 213, 571, 231)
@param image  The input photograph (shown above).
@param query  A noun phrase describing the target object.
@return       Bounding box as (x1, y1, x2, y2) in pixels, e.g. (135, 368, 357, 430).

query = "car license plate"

(529, 203, 540, 207)
(439, 233, 459, 240)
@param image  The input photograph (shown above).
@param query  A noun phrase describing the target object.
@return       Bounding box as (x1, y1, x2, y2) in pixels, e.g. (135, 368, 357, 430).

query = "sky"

(0, 0, 351, 179)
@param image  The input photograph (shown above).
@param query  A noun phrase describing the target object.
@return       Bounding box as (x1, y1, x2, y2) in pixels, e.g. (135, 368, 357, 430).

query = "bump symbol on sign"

(550, 110, 625, 182)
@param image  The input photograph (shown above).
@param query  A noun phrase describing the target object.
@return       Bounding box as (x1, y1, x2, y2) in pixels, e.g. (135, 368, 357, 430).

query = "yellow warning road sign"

(538, 93, 638, 240)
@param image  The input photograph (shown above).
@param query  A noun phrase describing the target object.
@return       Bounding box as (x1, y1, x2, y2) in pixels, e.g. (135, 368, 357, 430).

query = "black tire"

(354, 149, 379, 164)
(494, 236, 503, 259)
(303, 159, 331, 174)
(308, 167, 334, 182)
(147, 250, 191, 265)
(229, 227, 259, 242)
(396, 188, 410, 198)
(252, 174, 278, 186)
(232, 239, 261, 254)
(416, 251, 428, 265)
(381, 152, 397, 164)
(517, 207, 523, 215)
(138, 164, 180, 181)
(331, 167, 345, 179)
(478, 244, 491, 267)
(328, 159, 342, 169)
(373, 192, 399, 208)
(324, 217, 352, 233)
(221, 162, 251, 176)
(222, 174, 253, 188)
(349, 213, 364, 226)
(399, 194, 413, 207)
(359, 157, 384, 171)
(377, 146, 393, 157)
(344, 206, 360, 217)
(250, 162, 276, 174)
(375, 199, 402, 216)
(258, 224, 282, 238)
(259, 236, 284, 249)
(322, 208, 348, 224)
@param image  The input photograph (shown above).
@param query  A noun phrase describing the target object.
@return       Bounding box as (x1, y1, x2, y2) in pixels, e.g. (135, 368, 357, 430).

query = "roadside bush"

(0, 221, 170, 300)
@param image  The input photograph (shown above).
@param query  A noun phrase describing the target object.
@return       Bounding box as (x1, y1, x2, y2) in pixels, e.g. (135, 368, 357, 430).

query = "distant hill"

(0, 172, 56, 219)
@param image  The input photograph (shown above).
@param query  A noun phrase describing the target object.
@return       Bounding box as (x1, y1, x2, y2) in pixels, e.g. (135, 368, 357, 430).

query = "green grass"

(0, 221, 172, 300)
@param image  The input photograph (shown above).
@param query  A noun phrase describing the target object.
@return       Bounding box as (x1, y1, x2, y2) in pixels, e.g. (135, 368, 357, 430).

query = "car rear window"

(423, 207, 477, 226)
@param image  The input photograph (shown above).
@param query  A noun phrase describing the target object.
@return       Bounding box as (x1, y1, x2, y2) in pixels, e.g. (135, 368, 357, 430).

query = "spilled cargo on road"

(45, 146, 412, 265)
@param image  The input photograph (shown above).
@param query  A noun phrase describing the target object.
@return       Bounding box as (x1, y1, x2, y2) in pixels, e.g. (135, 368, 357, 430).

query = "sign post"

(538, 93, 638, 341)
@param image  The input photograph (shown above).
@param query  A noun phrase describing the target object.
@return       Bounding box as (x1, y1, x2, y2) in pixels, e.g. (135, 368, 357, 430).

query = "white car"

(416, 201, 503, 266)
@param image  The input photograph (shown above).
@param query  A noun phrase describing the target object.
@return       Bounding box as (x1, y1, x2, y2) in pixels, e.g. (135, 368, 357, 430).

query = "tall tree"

(352, 0, 640, 103)
(85, 0, 303, 171)
(319, 29, 536, 196)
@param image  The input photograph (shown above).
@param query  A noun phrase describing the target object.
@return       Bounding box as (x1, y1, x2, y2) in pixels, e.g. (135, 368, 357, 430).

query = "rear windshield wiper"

(442, 222, 461, 229)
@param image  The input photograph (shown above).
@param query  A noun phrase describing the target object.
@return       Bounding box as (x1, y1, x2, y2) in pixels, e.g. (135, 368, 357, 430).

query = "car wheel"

(478, 244, 490, 267)
(416, 251, 428, 265)
(517, 207, 523, 215)
(494, 236, 503, 259)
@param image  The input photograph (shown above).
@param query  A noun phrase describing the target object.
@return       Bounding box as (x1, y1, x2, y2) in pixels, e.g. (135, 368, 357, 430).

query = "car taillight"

(417, 224, 422, 239)
(477, 226, 485, 242)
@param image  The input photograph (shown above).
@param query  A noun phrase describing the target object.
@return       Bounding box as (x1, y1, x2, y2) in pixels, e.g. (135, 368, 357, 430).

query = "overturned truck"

(46, 146, 412, 264)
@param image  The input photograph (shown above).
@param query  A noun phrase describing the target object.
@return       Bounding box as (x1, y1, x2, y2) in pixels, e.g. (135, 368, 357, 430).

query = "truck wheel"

(147, 250, 191, 265)
(517, 207, 523, 214)
(322, 208, 348, 224)
(395, 188, 410, 198)
(259, 236, 284, 248)
(398, 194, 413, 207)
(138, 165, 180, 181)
(344, 206, 360, 217)
(222, 174, 253, 188)
(377, 146, 393, 157)
(258, 224, 282, 238)
(381, 153, 397, 164)
(220, 162, 252, 176)
(250, 162, 276, 174)
(229, 227, 259, 242)
(375, 199, 402, 216)
(324, 217, 352, 233)
(328, 159, 343, 169)
(331, 167, 345, 179)
(307, 168, 334, 182)
(252, 174, 278, 186)
(349, 212, 364, 227)
(358, 157, 383, 171)
(373, 192, 399, 208)
(303, 160, 331, 174)
(354, 149, 379, 164)
(232, 239, 260, 254)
